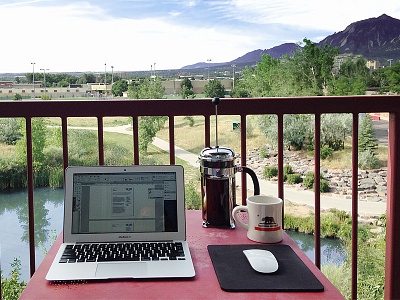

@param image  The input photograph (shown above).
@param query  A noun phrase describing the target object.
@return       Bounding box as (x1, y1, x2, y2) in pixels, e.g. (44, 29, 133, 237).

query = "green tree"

(80, 73, 97, 84)
(258, 114, 313, 150)
(293, 39, 340, 91)
(127, 77, 167, 152)
(41, 94, 51, 100)
(57, 79, 70, 87)
(320, 114, 352, 150)
(358, 114, 378, 152)
(111, 80, 128, 97)
(236, 39, 339, 97)
(329, 58, 370, 95)
(180, 78, 195, 99)
(204, 78, 225, 98)
(12, 94, 22, 101)
(373, 62, 400, 93)
(16, 117, 48, 164)
(127, 77, 165, 99)
(0, 118, 22, 144)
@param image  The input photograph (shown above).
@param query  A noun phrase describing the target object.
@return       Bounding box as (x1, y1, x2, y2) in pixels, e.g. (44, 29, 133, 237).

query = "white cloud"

(213, 0, 400, 32)
(0, 1, 256, 72)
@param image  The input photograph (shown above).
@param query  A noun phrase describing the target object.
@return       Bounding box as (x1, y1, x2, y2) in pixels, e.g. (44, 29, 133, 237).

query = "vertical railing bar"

(26, 117, 36, 277)
(277, 114, 284, 228)
(314, 113, 321, 269)
(169, 116, 175, 165)
(61, 117, 69, 173)
(133, 116, 139, 165)
(205, 115, 211, 148)
(351, 113, 359, 299)
(385, 112, 400, 299)
(97, 117, 104, 165)
(241, 115, 247, 205)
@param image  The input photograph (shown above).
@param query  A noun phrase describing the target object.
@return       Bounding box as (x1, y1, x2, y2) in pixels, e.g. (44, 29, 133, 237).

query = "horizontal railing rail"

(1, 95, 399, 299)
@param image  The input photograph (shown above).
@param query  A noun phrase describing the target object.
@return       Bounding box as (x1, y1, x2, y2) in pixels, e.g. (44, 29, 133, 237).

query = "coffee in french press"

(199, 98, 260, 228)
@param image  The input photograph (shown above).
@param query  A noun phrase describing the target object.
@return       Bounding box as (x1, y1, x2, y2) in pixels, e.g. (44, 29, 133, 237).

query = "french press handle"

(237, 166, 260, 195)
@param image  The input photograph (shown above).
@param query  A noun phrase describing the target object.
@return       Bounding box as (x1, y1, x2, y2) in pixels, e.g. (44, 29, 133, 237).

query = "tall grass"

(285, 210, 386, 299)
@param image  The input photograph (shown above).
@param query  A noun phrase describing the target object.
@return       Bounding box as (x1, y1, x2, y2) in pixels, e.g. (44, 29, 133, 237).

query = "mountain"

(182, 14, 400, 71)
(318, 14, 400, 60)
(181, 43, 298, 69)
(230, 43, 299, 64)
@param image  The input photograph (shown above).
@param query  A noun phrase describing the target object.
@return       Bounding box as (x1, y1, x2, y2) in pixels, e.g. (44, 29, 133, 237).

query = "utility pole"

(388, 59, 393, 67)
(207, 59, 211, 79)
(40, 68, 49, 95)
(231, 64, 236, 89)
(104, 63, 107, 97)
(31, 62, 35, 99)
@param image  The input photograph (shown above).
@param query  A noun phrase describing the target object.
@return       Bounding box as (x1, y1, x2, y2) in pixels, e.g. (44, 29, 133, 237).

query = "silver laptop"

(46, 165, 195, 281)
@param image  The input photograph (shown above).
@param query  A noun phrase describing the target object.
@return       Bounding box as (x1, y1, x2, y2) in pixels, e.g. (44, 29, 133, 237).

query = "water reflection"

(0, 188, 64, 281)
(0, 188, 347, 281)
(286, 230, 348, 266)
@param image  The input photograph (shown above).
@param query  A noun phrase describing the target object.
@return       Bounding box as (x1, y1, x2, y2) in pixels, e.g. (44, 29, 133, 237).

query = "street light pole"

(31, 62, 35, 99)
(231, 64, 236, 89)
(207, 59, 211, 79)
(104, 63, 107, 97)
(40, 68, 49, 95)
(111, 66, 114, 98)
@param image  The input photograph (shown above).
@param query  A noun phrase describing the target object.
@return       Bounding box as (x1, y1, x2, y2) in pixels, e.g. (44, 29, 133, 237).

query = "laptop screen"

(71, 172, 178, 234)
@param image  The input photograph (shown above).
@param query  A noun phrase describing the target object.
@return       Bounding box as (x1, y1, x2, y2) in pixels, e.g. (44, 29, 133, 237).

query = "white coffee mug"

(232, 195, 283, 243)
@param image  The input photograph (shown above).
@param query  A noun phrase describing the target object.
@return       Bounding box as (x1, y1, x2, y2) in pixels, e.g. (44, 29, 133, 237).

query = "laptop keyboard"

(59, 242, 185, 263)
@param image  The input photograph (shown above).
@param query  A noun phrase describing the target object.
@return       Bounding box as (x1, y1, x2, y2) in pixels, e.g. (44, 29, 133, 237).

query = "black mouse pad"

(207, 244, 324, 292)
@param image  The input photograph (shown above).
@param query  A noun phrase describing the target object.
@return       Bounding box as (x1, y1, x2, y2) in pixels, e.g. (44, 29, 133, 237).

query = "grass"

(47, 116, 131, 127)
(157, 115, 268, 156)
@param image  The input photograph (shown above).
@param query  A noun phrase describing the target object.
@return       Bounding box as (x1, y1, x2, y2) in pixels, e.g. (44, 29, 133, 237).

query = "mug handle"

(232, 205, 248, 230)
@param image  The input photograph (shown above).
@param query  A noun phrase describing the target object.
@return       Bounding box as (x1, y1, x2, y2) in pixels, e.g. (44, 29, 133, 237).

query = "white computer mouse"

(243, 249, 279, 273)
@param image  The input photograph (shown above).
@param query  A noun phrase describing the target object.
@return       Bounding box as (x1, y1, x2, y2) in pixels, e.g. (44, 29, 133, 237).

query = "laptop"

(46, 165, 195, 281)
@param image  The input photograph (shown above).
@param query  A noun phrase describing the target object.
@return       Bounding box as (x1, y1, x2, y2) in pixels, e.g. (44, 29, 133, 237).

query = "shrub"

(358, 149, 381, 170)
(320, 145, 334, 160)
(283, 165, 293, 175)
(264, 166, 278, 178)
(286, 173, 302, 184)
(185, 179, 201, 209)
(303, 171, 329, 192)
(259, 146, 267, 158)
(307, 144, 334, 159)
(1, 258, 27, 300)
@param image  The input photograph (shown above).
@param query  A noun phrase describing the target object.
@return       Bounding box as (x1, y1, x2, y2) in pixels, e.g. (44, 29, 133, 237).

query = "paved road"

(69, 125, 387, 216)
(372, 119, 389, 146)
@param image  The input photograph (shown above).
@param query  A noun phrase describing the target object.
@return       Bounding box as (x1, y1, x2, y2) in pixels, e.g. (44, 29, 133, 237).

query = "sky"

(1, 0, 400, 74)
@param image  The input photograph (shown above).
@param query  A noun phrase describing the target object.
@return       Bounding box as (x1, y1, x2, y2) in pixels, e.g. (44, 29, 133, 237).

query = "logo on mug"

(255, 216, 281, 231)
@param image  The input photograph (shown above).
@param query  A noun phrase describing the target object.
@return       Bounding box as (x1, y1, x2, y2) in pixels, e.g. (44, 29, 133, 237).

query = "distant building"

(366, 60, 381, 71)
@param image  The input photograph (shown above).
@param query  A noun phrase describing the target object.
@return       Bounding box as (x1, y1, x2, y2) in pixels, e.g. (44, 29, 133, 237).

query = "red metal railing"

(1, 96, 400, 299)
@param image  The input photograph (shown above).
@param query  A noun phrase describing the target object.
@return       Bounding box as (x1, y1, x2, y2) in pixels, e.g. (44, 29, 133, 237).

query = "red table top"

(20, 210, 344, 299)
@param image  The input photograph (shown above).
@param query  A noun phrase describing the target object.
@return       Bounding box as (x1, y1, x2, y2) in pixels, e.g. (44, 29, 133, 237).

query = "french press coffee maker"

(199, 98, 260, 228)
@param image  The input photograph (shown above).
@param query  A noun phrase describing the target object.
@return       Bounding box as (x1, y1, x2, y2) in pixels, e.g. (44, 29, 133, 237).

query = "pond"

(0, 188, 347, 282)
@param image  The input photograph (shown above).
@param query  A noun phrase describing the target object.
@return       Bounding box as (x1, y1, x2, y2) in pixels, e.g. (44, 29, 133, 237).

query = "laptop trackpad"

(95, 263, 148, 278)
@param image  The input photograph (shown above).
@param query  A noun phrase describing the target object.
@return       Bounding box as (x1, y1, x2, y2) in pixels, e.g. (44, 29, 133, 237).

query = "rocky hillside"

(318, 14, 400, 60)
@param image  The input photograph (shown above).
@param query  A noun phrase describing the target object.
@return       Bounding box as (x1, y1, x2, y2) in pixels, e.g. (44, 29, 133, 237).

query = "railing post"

(205, 115, 210, 148)
(133, 116, 139, 165)
(352, 113, 359, 299)
(277, 114, 284, 226)
(61, 117, 69, 172)
(385, 112, 400, 299)
(314, 113, 321, 269)
(169, 116, 175, 165)
(241, 115, 247, 205)
(26, 117, 36, 277)
(97, 117, 104, 165)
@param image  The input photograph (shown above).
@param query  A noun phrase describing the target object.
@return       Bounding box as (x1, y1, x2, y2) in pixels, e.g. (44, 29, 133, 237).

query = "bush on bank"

(285, 209, 386, 299)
